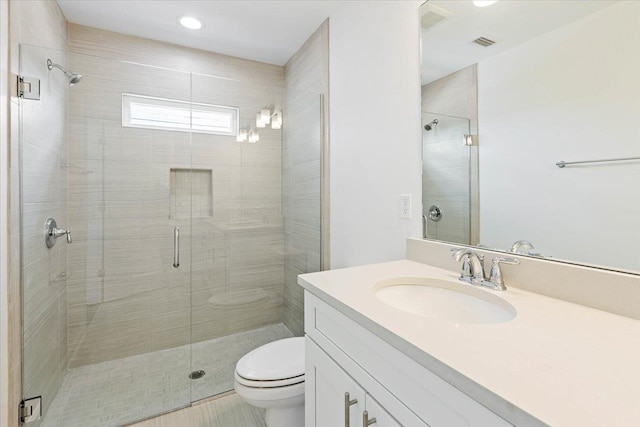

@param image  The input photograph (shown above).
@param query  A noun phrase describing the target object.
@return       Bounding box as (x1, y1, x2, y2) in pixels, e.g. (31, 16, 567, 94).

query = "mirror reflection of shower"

(424, 118, 438, 131)
(421, 111, 472, 245)
(47, 58, 83, 85)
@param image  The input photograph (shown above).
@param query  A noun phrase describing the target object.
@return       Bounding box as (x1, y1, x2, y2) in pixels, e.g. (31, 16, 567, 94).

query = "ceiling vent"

(472, 37, 496, 47)
(420, 4, 454, 31)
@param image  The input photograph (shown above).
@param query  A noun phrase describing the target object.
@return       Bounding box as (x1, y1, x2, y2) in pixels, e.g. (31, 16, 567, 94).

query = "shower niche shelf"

(170, 168, 213, 219)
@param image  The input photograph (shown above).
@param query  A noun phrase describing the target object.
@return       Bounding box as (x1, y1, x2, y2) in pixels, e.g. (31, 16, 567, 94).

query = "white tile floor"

(42, 323, 293, 427)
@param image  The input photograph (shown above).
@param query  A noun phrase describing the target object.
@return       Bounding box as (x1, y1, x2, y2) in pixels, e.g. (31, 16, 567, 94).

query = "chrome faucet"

(451, 248, 519, 291)
(510, 240, 534, 254)
(451, 248, 485, 284)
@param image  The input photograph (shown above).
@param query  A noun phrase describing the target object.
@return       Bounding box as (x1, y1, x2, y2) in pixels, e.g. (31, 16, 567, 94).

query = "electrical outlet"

(400, 194, 412, 219)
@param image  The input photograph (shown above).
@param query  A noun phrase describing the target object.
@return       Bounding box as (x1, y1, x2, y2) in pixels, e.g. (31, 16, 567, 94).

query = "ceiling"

(422, 0, 619, 85)
(56, 1, 344, 66)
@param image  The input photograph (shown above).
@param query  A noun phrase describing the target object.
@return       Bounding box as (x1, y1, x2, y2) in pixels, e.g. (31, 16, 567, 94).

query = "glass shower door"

(187, 73, 295, 402)
(19, 44, 71, 427)
(20, 45, 194, 426)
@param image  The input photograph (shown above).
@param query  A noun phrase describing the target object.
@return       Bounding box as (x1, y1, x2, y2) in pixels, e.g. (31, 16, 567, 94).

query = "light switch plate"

(400, 194, 412, 219)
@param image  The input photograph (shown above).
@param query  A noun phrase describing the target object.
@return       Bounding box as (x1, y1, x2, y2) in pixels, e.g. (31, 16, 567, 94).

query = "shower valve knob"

(45, 218, 72, 248)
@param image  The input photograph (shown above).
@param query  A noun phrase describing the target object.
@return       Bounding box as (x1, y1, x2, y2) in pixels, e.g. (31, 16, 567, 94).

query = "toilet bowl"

(234, 337, 305, 427)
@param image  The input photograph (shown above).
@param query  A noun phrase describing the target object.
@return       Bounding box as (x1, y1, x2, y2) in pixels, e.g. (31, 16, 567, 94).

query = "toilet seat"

(235, 337, 305, 382)
(235, 371, 305, 388)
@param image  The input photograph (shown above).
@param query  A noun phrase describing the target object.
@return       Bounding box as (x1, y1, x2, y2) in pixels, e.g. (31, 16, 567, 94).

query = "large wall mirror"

(420, 0, 640, 274)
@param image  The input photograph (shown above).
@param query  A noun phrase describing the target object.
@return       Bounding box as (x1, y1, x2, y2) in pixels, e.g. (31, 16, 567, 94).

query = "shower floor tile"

(42, 323, 293, 427)
(129, 392, 266, 427)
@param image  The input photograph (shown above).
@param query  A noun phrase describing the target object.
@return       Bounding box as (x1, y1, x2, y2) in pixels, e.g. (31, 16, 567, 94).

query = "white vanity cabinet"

(306, 337, 409, 427)
(304, 292, 513, 427)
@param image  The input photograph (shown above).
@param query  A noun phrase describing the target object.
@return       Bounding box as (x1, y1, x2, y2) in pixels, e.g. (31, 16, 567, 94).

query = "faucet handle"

(488, 257, 520, 290)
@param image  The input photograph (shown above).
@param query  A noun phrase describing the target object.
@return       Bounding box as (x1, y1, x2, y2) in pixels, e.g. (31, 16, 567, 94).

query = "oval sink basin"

(374, 277, 516, 324)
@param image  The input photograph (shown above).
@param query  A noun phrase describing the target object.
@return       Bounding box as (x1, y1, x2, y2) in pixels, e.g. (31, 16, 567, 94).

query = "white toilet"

(234, 337, 305, 427)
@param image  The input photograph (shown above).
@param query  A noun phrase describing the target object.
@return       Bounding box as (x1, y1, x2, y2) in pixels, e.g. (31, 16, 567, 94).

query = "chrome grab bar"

(173, 226, 180, 268)
(345, 392, 358, 427)
(556, 157, 640, 168)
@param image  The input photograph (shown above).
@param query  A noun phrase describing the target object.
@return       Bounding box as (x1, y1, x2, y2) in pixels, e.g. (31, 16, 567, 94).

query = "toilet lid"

(236, 337, 305, 381)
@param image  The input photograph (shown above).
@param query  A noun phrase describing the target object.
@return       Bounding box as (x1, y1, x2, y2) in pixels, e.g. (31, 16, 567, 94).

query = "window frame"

(121, 93, 239, 137)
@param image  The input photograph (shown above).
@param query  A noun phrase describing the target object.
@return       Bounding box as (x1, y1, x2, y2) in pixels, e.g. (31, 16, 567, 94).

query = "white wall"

(478, 1, 640, 272)
(329, 1, 422, 268)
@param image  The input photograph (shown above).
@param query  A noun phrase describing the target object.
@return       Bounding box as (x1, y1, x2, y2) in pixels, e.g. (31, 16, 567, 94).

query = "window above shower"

(122, 93, 239, 136)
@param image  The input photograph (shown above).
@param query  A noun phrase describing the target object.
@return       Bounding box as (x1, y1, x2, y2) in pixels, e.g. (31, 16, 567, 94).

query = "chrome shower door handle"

(422, 214, 427, 239)
(345, 392, 358, 427)
(173, 226, 180, 268)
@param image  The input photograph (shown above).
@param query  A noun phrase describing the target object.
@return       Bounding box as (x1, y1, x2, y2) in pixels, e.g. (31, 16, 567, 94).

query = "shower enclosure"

(19, 44, 322, 426)
(421, 112, 472, 245)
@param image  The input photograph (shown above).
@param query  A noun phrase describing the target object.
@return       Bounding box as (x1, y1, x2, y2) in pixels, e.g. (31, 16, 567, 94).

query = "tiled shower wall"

(421, 112, 471, 245)
(9, 0, 69, 424)
(66, 24, 285, 367)
(282, 21, 329, 336)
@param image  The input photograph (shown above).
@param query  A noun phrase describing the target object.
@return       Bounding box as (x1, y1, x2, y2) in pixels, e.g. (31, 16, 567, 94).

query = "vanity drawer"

(305, 292, 513, 427)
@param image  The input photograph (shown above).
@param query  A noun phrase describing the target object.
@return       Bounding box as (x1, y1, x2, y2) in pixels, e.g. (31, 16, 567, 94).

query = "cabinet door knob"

(345, 392, 358, 427)
(363, 410, 377, 426)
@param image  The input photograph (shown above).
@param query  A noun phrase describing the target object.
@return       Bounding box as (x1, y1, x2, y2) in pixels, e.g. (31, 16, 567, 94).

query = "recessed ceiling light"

(473, 0, 498, 7)
(179, 16, 202, 30)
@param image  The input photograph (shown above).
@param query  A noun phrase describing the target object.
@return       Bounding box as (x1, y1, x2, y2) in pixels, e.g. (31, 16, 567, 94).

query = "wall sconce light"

(260, 108, 271, 125)
(464, 134, 474, 146)
(252, 107, 282, 134)
(248, 129, 259, 143)
(256, 113, 266, 128)
(236, 129, 248, 142)
(271, 111, 282, 129)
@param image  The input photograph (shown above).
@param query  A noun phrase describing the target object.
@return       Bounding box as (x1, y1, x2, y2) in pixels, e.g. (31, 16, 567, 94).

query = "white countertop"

(298, 260, 640, 427)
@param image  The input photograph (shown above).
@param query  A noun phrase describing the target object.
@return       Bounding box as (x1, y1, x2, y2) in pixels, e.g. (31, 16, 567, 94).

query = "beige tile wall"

(282, 21, 329, 336)
(67, 25, 286, 367)
(8, 1, 69, 425)
(421, 65, 479, 245)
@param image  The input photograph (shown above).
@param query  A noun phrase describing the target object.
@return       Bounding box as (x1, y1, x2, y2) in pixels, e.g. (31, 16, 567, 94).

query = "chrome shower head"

(68, 73, 83, 85)
(424, 119, 438, 131)
(47, 58, 83, 86)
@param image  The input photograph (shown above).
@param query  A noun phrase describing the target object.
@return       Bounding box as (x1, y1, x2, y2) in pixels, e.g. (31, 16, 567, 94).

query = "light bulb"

(256, 113, 266, 128)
